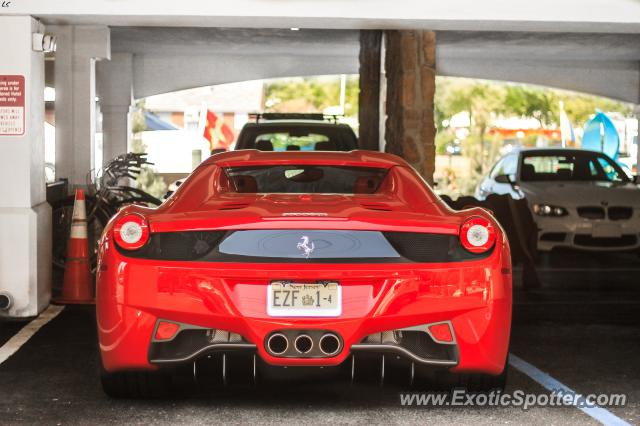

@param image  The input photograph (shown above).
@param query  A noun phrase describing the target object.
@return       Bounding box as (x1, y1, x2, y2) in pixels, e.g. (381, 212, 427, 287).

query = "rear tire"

(414, 363, 508, 393)
(100, 366, 173, 398)
(448, 367, 508, 392)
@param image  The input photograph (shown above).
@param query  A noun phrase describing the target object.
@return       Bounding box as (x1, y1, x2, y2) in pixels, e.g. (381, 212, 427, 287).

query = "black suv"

(234, 113, 358, 152)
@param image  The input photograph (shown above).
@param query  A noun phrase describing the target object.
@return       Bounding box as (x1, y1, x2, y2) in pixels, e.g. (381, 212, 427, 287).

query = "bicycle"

(51, 153, 163, 275)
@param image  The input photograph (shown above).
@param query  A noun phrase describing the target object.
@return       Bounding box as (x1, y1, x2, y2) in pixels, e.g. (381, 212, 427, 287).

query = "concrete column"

(49, 25, 110, 186)
(0, 16, 51, 318)
(97, 53, 133, 165)
(384, 30, 437, 184)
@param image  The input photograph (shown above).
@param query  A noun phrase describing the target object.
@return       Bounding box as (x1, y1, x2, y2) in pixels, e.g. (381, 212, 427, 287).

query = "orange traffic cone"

(54, 189, 95, 304)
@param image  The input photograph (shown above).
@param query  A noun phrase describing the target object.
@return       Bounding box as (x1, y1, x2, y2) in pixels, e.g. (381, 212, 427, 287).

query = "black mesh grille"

(397, 330, 455, 361)
(608, 207, 633, 221)
(149, 329, 212, 362)
(119, 231, 227, 260)
(540, 232, 567, 242)
(149, 329, 251, 363)
(577, 206, 605, 219)
(382, 232, 491, 262)
(574, 234, 637, 247)
(360, 330, 456, 363)
(117, 230, 491, 263)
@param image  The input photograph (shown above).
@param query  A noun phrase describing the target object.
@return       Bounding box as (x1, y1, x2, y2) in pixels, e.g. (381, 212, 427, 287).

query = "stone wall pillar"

(384, 30, 436, 184)
(635, 105, 640, 175)
(358, 30, 382, 151)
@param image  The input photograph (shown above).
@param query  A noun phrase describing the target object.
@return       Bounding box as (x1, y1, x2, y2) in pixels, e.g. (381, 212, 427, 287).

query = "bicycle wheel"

(108, 185, 163, 207)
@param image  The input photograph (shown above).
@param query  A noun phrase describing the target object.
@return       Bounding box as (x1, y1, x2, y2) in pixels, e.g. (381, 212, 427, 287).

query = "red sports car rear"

(96, 150, 512, 397)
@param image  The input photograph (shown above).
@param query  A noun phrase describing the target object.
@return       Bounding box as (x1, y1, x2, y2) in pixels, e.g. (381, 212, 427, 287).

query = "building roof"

(144, 80, 264, 113)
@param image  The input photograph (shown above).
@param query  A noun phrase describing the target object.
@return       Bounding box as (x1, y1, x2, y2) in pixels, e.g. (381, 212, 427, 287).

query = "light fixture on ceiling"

(290, 27, 300, 31)
(44, 87, 55, 102)
(32, 33, 57, 53)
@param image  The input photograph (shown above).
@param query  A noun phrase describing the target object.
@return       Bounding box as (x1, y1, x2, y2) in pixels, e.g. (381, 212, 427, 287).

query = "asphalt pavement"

(0, 251, 638, 425)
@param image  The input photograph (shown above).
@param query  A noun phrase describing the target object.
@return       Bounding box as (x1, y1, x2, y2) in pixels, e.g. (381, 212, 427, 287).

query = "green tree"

(130, 101, 167, 199)
(503, 86, 557, 126)
(559, 93, 631, 124)
(264, 75, 359, 118)
(436, 79, 505, 177)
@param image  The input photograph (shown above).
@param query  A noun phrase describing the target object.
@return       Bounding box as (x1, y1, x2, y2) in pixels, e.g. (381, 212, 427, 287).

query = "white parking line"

(509, 354, 631, 426)
(0, 305, 64, 365)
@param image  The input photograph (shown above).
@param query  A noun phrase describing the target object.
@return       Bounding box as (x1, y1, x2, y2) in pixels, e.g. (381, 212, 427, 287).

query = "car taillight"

(460, 216, 496, 253)
(113, 213, 149, 250)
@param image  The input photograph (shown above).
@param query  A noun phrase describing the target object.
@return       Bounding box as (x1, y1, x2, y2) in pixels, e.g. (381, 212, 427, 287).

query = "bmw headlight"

(532, 204, 568, 217)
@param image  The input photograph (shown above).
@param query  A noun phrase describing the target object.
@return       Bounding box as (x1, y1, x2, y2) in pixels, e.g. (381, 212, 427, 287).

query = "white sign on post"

(0, 75, 25, 136)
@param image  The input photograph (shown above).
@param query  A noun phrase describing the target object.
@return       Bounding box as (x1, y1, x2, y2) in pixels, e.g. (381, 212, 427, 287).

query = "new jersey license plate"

(267, 281, 341, 317)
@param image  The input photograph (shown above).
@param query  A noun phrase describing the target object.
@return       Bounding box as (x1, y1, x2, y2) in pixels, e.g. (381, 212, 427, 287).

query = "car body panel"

(97, 150, 512, 376)
(97, 241, 511, 373)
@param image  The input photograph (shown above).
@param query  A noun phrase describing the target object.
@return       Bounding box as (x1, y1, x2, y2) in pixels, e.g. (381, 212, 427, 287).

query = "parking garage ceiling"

(15, 0, 640, 33)
(107, 27, 640, 103)
(437, 31, 640, 103)
(111, 27, 640, 62)
(111, 27, 361, 57)
(110, 27, 360, 98)
(437, 31, 640, 61)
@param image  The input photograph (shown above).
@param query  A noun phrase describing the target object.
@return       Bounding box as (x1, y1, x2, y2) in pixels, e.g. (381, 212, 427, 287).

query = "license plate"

(267, 281, 341, 317)
(592, 224, 622, 238)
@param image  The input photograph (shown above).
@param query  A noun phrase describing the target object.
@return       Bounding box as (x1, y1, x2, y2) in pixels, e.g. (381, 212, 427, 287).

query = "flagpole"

(339, 74, 347, 116)
(198, 102, 207, 136)
(559, 100, 566, 148)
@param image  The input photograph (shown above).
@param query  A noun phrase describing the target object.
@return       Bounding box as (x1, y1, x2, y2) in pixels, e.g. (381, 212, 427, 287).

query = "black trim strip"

(351, 344, 457, 366)
(150, 343, 256, 365)
(117, 230, 493, 263)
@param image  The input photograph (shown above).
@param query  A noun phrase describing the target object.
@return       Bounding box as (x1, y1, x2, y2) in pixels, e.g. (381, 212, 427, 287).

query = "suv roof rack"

(249, 113, 340, 123)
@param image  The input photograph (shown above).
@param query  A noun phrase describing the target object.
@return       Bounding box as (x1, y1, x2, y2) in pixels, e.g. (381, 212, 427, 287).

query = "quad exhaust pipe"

(266, 331, 342, 357)
(319, 333, 340, 356)
(266, 333, 289, 355)
(294, 334, 313, 354)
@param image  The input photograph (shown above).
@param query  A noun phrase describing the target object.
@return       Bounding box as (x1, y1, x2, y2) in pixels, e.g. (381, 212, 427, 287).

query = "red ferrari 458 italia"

(96, 150, 511, 397)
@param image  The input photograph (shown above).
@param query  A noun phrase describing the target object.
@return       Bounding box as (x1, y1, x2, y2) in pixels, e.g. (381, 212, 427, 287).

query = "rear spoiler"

(249, 113, 341, 123)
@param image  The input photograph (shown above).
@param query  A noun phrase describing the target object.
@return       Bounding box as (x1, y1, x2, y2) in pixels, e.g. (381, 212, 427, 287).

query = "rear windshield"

(521, 152, 629, 182)
(255, 133, 330, 151)
(224, 165, 388, 194)
(235, 125, 357, 151)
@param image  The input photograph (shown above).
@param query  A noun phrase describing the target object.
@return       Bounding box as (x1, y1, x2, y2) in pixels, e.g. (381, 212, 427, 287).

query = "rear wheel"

(447, 368, 508, 392)
(414, 363, 508, 392)
(100, 366, 173, 398)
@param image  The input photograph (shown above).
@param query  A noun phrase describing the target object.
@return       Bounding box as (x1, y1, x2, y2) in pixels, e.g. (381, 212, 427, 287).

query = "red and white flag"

(202, 109, 235, 152)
